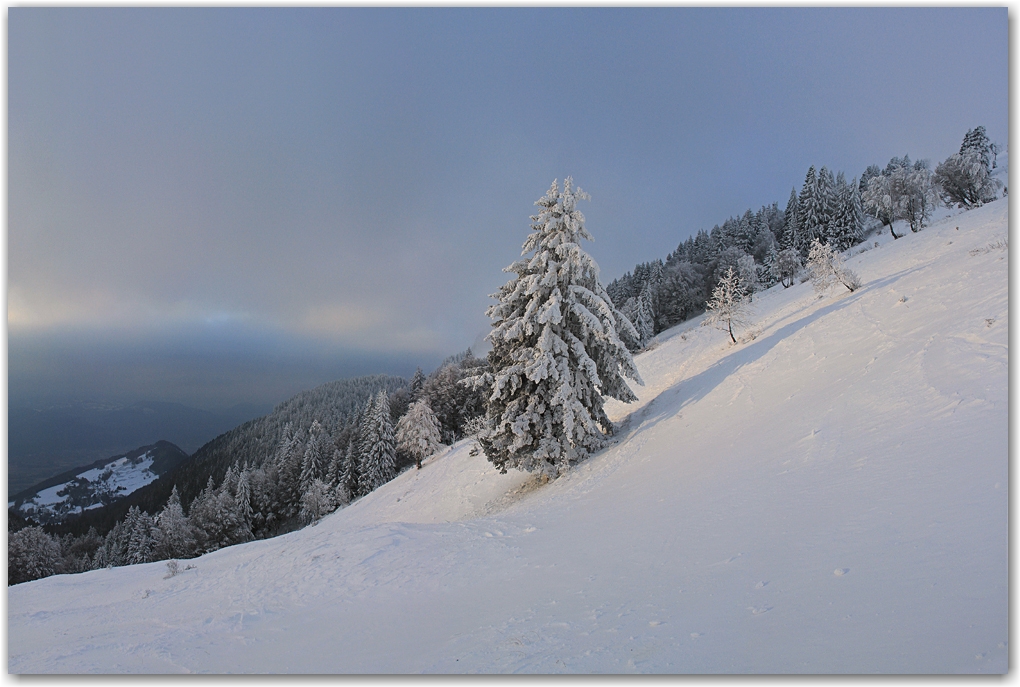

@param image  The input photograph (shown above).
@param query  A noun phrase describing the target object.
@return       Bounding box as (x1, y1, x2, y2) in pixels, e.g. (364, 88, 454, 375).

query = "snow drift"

(8, 199, 1007, 673)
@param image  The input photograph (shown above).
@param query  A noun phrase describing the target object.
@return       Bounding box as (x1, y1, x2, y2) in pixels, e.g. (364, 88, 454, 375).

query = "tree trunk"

(728, 320, 736, 344)
(888, 221, 900, 239)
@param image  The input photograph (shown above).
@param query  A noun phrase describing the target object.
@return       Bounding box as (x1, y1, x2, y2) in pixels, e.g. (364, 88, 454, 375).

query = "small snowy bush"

(705, 267, 750, 344)
(807, 239, 861, 294)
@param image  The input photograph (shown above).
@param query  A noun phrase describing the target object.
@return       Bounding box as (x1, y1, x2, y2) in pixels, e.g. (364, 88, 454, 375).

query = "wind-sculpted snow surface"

(9, 200, 1007, 673)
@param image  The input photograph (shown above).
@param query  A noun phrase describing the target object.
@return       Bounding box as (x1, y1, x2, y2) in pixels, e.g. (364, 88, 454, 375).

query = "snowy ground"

(7, 199, 1008, 673)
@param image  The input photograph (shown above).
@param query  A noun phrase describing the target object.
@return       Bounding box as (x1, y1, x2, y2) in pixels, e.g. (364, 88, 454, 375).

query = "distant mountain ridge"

(8, 400, 270, 497)
(46, 374, 408, 537)
(8, 441, 189, 524)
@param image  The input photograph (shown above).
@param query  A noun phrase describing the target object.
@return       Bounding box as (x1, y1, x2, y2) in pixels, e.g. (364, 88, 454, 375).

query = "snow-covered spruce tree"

(325, 447, 342, 488)
(235, 468, 254, 541)
(474, 178, 643, 476)
(705, 266, 749, 344)
(125, 506, 156, 565)
(396, 399, 443, 470)
(358, 391, 396, 493)
(798, 166, 826, 252)
(828, 174, 864, 251)
(807, 239, 861, 294)
(780, 187, 801, 252)
(9, 526, 63, 585)
(300, 420, 325, 491)
(154, 485, 196, 560)
(960, 125, 992, 173)
(761, 247, 780, 289)
(634, 281, 655, 346)
(300, 479, 334, 524)
(337, 440, 359, 504)
(817, 167, 837, 233)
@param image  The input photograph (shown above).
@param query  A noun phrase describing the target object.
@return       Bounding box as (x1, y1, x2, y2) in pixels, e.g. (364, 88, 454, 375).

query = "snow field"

(7, 199, 1007, 673)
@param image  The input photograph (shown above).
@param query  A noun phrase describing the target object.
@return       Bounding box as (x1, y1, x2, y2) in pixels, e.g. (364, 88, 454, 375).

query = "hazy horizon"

(8, 7, 1007, 410)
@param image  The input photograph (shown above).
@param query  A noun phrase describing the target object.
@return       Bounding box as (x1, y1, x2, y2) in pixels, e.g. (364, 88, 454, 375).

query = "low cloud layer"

(9, 8, 1007, 409)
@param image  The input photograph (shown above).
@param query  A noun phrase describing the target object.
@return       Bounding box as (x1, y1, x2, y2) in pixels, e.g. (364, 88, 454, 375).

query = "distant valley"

(8, 441, 189, 524)
(8, 401, 271, 497)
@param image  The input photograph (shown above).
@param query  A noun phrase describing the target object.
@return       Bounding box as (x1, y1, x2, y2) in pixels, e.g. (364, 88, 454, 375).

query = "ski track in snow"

(8, 200, 1008, 674)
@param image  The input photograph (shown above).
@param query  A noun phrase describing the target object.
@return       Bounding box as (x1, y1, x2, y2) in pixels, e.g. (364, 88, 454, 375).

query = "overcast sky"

(8, 7, 1008, 410)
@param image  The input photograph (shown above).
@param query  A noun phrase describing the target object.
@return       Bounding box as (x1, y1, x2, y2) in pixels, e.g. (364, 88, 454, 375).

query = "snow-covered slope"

(8, 200, 1007, 673)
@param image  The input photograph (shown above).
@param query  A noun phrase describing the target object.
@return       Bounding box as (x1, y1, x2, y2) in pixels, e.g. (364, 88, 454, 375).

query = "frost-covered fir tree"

(396, 399, 443, 470)
(9, 526, 63, 584)
(817, 167, 837, 233)
(235, 469, 254, 540)
(828, 174, 864, 251)
(300, 479, 334, 524)
(960, 125, 992, 173)
(781, 187, 801, 252)
(154, 485, 196, 560)
(337, 440, 359, 504)
(300, 420, 325, 491)
(409, 367, 426, 401)
(358, 391, 397, 493)
(705, 266, 750, 344)
(474, 178, 643, 476)
(634, 281, 655, 346)
(326, 446, 342, 488)
(125, 506, 156, 565)
(798, 166, 826, 252)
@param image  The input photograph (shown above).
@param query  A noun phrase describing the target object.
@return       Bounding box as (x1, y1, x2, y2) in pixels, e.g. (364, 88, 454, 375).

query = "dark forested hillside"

(48, 374, 408, 537)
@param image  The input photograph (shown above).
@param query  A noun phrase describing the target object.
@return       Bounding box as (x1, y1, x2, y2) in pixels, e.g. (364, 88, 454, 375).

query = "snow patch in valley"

(13, 451, 159, 522)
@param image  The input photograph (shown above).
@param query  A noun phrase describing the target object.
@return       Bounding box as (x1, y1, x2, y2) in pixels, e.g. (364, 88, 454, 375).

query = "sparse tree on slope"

(705, 266, 749, 344)
(775, 247, 799, 287)
(736, 254, 761, 302)
(396, 399, 443, 470)
(474, 178, 643, 477)
(901, 162, 939, 233)
(862, 173, 902, 239)
(807, 239, 861, 294)
(935, 150, 1001, 208)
